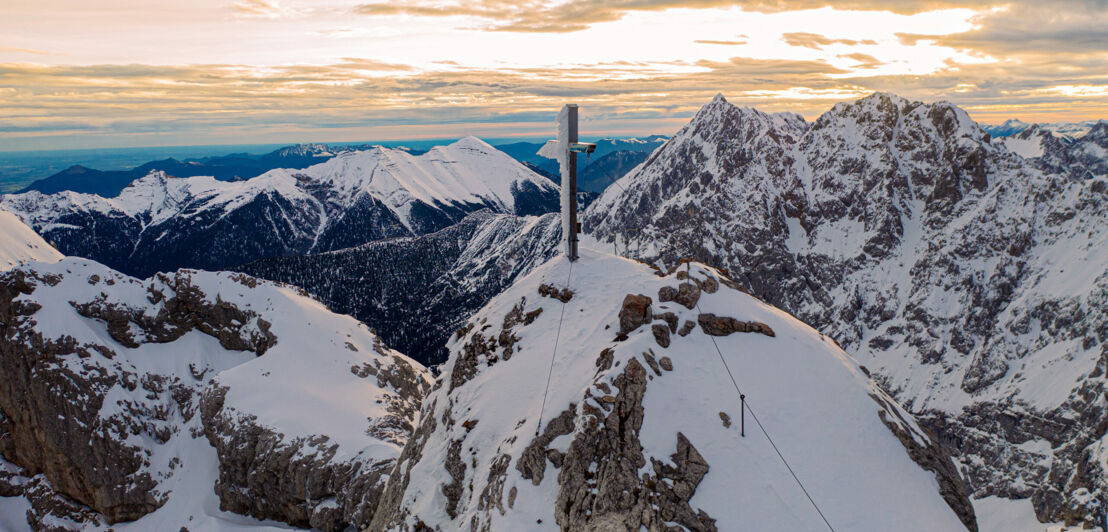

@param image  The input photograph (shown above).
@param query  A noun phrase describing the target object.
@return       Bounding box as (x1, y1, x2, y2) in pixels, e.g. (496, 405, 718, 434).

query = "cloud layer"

(1, 0, 1105, 149)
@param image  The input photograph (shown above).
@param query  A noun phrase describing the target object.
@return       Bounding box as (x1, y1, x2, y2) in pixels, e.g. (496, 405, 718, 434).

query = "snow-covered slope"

(371, 251, 976, 531)
(584, 92, 1108, 526)
(237, 210, 562, 366)
(0, 258, 430, 530)
(0, 137, 560, 277)
(0, 210, 62, 270)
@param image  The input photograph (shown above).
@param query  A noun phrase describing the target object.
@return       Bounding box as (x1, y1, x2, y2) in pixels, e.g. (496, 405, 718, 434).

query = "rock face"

(584, 92, 1108, 525)
(1, 137, 559, 278)
(370, 252, 975, 531)
(199, 340, 429, 531)
(237, 210, 562, 366)
(0, 257, 430, 530)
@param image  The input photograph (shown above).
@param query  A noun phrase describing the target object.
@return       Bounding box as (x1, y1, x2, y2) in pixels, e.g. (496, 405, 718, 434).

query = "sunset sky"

(2, 0, 1106, 150)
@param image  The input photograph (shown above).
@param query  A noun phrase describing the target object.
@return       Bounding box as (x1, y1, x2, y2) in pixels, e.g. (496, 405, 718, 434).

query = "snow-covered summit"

(588, 92, 807, 223)
(0, 209, 62, 270)
(288, 136, 557, 222)
(371, 250, 976, 531)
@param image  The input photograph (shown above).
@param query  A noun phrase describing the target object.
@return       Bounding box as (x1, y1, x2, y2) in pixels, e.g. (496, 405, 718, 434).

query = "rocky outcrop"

(200, 387, 396, 530)
(659, 281, 701, 309)
(697, 313, 775, 337)
(556, 359, 717, 531)
(198, 322, 431, 530)
(539, 283, 574, 303)
(618, 294, 652, 334)
(0, 268, 199, 523)
(72, 271, 277, 354)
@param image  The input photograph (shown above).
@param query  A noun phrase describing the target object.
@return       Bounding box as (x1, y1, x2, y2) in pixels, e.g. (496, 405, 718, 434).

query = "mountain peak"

(451, 135, 494, 151)
(852, 91, 914, 110)
(371, 251, 976, 530)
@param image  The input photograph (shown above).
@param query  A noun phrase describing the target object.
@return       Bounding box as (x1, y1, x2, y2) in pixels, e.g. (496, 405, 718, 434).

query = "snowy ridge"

(371, 251, 974, 530)
(584, 92, 1108, 526)
(0, 210, 62, 270)
(293, 136, 554, 227)
(0, 258, 430, 530)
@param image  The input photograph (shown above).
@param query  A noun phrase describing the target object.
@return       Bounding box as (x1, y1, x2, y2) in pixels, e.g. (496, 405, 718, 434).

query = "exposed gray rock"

(659, 356, 673, 371)
(556, 359, 717, 531)
(655, 311, 678, 332)
(618, 294, 653, 335)
(697, 313, 776, 337)
(0, 269, 230, 523)
(0, 262, 430, 531)
(652, 324, 671, 348)
(539, 283, 574, 303)
(678, 320, 696, 337)
(659, 282, 701, 309)
(517, 407, 576, 486)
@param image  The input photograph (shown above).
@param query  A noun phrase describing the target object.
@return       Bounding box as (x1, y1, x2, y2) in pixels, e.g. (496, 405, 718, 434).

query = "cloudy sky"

(2, 0, 1106, 150)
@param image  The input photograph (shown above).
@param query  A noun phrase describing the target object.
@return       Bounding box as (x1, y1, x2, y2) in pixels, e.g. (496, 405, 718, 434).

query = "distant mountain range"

(492, 135, 668, 192)
(14, 136, 667, 199)
(982, 118, 1102, 139)
(996, 121, 1108, 179)
(15, 143, 360, 197)
(2, 138, 558, 277)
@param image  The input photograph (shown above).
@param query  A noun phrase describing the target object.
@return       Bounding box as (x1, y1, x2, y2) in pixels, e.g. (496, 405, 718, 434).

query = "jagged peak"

(134, 169, 170, 183)
(859, 91, 912, 105)
(688, 92, 773, 126)
(815, 92, 986, 140)
(1083, 119, 1108, 140)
